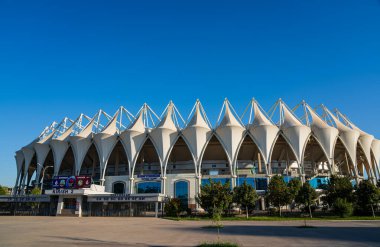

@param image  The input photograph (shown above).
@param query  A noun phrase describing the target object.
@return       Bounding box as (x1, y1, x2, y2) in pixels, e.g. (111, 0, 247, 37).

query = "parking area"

(0, 217, 379, 246)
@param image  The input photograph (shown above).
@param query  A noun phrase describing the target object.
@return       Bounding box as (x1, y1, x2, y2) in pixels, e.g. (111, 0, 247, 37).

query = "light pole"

(36, 163, 54, 194)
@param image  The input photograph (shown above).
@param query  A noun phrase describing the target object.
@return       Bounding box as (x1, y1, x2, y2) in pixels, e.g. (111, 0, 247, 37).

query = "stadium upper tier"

(14, 99, 380, 190)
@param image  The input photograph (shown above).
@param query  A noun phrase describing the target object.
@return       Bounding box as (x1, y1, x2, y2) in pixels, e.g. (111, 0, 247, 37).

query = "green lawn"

(164, 216, 380, 221)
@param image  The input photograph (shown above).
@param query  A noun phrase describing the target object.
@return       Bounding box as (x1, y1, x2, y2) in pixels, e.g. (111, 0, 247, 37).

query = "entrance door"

(61, 198, 76, 215)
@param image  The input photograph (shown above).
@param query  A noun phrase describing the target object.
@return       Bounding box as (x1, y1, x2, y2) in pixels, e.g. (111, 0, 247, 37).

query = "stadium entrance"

(86, 193, 165, 217)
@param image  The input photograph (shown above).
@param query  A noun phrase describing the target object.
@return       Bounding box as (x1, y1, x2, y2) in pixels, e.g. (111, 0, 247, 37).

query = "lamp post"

(36, 163, 54, 194)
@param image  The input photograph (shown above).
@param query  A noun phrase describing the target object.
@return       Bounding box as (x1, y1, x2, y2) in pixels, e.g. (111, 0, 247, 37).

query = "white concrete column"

(76, 196, 83, 217)
(155, 202, 158, 218)
(56, 196, 64, 215)
(129, 177, 134, 194)
(161, 176, 167, 194)
(231, 174, 237, 188)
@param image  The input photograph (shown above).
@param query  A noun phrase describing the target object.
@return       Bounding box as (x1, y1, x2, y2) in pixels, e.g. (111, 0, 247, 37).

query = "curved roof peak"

(186, 100, 211, 130)
(252, 100, 273, 126)
(280, 101, 304, 128)
(306, 105, 332, 129)
(217, 99, 243, 128)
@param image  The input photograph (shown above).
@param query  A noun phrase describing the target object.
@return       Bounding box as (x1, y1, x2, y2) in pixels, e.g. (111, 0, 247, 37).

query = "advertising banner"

(52, 176, 91, 189)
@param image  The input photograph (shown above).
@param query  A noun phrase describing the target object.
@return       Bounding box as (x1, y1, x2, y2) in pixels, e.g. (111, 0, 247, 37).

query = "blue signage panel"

(52, 176, 91, 189)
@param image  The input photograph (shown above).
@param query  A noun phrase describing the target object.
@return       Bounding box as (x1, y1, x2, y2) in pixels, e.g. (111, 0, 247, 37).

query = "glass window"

(175, 180, 189, 208)
(236, 177, 268, 190)
(136, 181, 161, 193)
(113, 182, 125, 194)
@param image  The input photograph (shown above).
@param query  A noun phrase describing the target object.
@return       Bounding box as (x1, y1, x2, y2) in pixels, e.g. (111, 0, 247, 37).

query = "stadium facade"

(10, 99, 380, 216)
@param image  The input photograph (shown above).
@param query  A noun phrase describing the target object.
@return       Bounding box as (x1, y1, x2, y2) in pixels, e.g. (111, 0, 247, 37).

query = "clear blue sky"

(0, 1, 379, 186)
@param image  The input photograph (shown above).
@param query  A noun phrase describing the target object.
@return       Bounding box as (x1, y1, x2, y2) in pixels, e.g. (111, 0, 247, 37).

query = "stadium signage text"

(87, 194, 163, 202)
(137, 174, 161, 181)
(0, 196, 50, 202)
(52, 189, 74, 194)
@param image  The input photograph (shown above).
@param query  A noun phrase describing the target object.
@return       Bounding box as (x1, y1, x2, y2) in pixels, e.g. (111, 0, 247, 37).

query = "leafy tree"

(333, 198, 353, 217)
(30, 187, 42, 195)
(325, 175, 353, 206)
(196, 179, 233, 218)
(233, 181, 259, 219)
(0, 185, 8, 195)
(354, 180, 379, 217)
(295, 182, 318, 218)
(287, 179, 302, 210)
(266, 175, 291, 216)
(164, 198, 182, 217)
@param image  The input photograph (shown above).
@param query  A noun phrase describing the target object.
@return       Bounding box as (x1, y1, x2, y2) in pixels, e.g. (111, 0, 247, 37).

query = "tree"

(30, 187, 42, 195)
(295, 182, 318, 218)
(333, 198, 353, 217)
(325, 175, 353, 206)
(164, 198, 182, 217)
(287, 179, 302, 210)
(196, 179, 233, 219)
(233, 181, 259, 219)
(0, 185, 8, 195)
(266, 175, 291, 216)
(354, 180, 379, 217)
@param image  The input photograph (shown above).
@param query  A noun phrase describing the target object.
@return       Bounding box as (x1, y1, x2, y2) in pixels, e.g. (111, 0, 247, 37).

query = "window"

(175, 180, 189, 208)
(136, 182, 161, 193)
(113, 182, 125, 194)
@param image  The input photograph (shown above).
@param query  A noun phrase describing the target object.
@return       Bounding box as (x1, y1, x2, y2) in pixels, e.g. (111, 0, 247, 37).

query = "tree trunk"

(246, 206, 249, 219)
(279, 206, 281, 217)
(371, 204, 375, 218)
(308, 204, 312, 218)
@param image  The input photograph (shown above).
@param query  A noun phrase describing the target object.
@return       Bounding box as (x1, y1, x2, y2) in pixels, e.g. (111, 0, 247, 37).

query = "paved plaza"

(0, 217, 379, 247)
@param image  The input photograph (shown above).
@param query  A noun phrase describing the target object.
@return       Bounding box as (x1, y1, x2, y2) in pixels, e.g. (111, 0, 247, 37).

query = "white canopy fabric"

(371, 139, 380, 176)
(182, 101, 212, 174)
(119, 110, 147, 176)
(325, 108, 360, 174)
(34, 131, 55, 181)
(215, 101, 245, 170)
(21, 142, 36, 190)
(344, 118, 375, 178)
(93, 111, 120, 181)
(247, 101, 279, 166)
(280, 103, 311, 164)
(69, 118, 96, 175)
(14, 150, 25, 189)
(50, 119, 78, 176)
(15, 150, 24, 177)
(306, 105, 338, 165)
(150, 103, 178, 174)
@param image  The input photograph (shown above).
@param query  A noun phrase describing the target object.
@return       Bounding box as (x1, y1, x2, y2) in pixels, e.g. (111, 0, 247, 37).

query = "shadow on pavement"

(175, 225, 380, 245)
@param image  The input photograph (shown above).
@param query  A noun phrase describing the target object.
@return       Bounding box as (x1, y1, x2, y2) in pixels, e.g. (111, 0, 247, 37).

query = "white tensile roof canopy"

(15, 98, 380, 193)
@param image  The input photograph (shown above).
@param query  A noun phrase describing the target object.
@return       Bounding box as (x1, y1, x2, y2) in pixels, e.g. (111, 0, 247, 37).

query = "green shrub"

(333, 198, 353, 218)
(164, 198, 182, 217)
(199, 241, 239, 247)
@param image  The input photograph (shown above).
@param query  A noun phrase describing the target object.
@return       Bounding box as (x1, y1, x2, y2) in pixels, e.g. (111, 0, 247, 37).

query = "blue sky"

(0, 1, 379, 186)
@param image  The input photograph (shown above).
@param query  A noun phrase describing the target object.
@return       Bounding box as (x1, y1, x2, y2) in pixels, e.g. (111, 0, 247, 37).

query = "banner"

(52, 176, 91, 189)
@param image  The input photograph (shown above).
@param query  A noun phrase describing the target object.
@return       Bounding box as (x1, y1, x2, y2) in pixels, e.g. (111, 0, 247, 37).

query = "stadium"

(7, 99, 380, 217)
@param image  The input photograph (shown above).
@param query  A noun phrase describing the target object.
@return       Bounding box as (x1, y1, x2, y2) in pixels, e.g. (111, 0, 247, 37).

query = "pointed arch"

(333, 137, 356, 177)
(37, 149, 54, 182)
(58, 146, 75, 176)
(236, 134, 267, 175)
(199, 135, 231, 176)
(269, 133, 299, 177)
(165, 136, 195, 175)
(79, 143, 101, 181)
(26, 154, 37, 187)
(370, 151, 380, 180)
(104, 140, 129, 176)
(302, 135, 330, 179)
(133, 137, 161, 176)
(356, 142, 373, 179)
